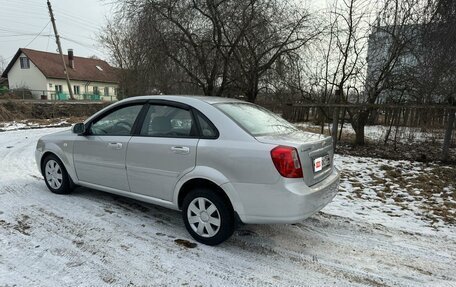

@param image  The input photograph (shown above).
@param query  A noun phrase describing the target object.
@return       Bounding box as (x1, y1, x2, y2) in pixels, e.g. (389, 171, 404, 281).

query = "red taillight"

(270, 146, 303, 178)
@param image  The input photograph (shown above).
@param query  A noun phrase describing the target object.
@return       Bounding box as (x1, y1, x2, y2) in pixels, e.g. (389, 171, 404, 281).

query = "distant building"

(1, 48, 119, 101)
(366, 24, 420, 103)
(366, 23, 451, 104)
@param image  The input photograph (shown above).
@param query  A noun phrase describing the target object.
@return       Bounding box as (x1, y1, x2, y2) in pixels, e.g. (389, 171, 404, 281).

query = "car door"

(126, 102, 199, 201)
(73, 103, 144, 191)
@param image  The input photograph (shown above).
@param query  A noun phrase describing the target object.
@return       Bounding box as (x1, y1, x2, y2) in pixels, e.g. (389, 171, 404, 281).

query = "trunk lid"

(256, 130, 334, 186)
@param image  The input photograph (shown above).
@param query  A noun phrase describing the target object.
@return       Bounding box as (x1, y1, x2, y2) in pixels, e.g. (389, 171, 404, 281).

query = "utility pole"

(47, 0, 74, 100)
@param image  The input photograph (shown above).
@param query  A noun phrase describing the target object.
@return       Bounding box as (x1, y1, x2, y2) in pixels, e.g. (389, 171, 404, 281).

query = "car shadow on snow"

(67, 187, 343, 255)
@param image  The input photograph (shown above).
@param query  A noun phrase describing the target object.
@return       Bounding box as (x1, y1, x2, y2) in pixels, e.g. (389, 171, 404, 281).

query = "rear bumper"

(234, 168, 340, 224)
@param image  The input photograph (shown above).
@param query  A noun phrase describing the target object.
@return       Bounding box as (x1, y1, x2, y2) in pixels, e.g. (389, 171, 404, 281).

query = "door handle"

(171, 146, 190, 154)
(108, 142, 123, 149)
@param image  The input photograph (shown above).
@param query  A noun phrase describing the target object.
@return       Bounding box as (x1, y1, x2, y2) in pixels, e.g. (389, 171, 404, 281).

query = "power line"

(23, 21, 51, 48)
(46, 25, 52, 51)
(2, 21, 51, 61)
(0, 0, 109, 62)
(60, 36, 105, 57)
(0, 34, 53, 38)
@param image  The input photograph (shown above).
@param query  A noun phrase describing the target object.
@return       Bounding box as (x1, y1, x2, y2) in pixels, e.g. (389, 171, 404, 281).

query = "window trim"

(19, 57, 30, 69)
(131, 100, 219, 140)
(81, 99, 220, 140)
(84, 102, 147, 137)
(73, 85, 80, 95)
(193, 109, 219, 140)
(134, 102, 199, 139)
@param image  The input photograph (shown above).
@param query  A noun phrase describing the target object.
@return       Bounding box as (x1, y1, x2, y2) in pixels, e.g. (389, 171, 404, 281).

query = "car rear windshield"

(215, 103, 298, 136)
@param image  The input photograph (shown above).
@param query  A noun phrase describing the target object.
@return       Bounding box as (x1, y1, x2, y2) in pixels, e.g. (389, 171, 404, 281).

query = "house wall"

(47, 79, 119, 102)
(6, 52, 119, 101)
(7, 52, 47, 98)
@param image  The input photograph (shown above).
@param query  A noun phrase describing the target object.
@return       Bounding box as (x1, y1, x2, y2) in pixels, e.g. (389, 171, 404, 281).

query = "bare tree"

(101, 15, 196, 98)
(326, 0, 370, 147)
(228, 0, 319, 102)
(349, 0, 422, 145)
(104, 0, 318, 101)
(421, 0, 456, 161)
(111, 0, 258, 97)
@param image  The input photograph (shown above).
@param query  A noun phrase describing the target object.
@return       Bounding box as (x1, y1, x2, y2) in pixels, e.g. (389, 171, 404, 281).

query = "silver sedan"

(36, 96, 340, 245)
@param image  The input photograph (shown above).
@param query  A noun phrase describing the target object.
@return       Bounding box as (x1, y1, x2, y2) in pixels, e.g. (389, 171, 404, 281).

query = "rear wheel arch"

(177, 178, 234, 214)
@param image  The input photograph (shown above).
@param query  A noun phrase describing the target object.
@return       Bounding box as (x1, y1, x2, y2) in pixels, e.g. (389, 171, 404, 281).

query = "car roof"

(120, 95, 246, 105)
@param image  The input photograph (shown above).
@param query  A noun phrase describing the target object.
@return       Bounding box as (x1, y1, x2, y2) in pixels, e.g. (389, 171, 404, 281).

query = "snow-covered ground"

(0, 119, 70, 131)
(0, 128, 455, 286)
(295, 122, 445, 144)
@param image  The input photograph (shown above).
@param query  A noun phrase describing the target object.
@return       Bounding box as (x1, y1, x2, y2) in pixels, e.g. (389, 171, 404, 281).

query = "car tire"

(182, 188, 234, 245)
(42, 154, 72, 194)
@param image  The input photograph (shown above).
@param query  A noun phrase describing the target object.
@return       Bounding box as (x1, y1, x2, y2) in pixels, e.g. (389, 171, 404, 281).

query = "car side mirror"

(72, 123, 86, 135)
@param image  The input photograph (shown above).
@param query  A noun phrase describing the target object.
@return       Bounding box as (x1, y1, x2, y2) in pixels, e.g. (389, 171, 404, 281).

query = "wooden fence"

(281, 103, 456, 129)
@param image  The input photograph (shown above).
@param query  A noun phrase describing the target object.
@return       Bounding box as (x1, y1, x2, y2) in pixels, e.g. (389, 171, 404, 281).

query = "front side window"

(140, 105, 195, 137)
(90, 105, 142, 136)
(55, 85, 63, 93)
(20, 57, 30, 69)
(104, 87, 109, 96)
(73, 85, 80, 95)
(215, 103, 298, 136)
(93, 86, 99, 95)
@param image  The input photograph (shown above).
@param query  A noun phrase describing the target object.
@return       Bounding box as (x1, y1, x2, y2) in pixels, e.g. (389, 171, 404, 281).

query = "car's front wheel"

(182, 188, 234, 245)
(42, 154, 71, 194)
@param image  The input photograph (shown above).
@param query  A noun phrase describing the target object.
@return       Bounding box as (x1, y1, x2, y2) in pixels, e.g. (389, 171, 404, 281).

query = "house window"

(104, 87, 109, 96)
(73, 85, 80, 95)
(55, 85, 63, 93)
(93, 86, 99, 95)
(20, 57, 30, 69)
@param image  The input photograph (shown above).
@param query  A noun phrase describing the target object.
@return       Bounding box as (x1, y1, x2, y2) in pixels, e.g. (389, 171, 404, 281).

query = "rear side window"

(140, 104, 196, 137)
(215, 103, 297, 136)
(196, 112, 218, 138)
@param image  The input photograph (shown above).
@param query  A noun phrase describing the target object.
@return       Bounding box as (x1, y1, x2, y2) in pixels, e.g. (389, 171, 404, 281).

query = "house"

(366, 23, 452, 104)
(1, 48, 119, 101)
(365, 24, 420, 103)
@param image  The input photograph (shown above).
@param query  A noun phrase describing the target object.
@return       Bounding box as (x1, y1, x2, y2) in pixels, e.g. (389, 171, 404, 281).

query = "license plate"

(314, 155, 330, 172)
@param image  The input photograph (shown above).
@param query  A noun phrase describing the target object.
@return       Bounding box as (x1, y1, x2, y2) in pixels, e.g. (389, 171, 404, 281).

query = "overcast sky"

(0, 0, 327, 66)
(0, 0, 112, 64)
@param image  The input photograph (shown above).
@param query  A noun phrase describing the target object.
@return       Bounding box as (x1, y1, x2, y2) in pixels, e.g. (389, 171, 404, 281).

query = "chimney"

(68, 49, 74, 69)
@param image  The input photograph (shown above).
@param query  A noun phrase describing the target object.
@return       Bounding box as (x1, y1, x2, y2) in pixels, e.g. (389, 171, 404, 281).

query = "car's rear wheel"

(182, 188, 234, 245)
(42, 154, 71, 194)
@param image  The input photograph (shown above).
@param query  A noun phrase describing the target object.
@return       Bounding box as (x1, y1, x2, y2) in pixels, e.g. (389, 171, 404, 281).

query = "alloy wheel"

(187, 197, 221, 238)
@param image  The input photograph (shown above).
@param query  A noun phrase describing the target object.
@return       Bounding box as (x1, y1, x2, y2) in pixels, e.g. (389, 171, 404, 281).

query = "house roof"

(1, 48, 119, 84)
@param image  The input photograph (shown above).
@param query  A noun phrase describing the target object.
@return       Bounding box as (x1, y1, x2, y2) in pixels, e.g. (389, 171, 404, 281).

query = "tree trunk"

(332, 106, 340, 148)
(332, 89, 341, 148)
(352, 109, 370, 145)
(354, 123, 365, 145)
